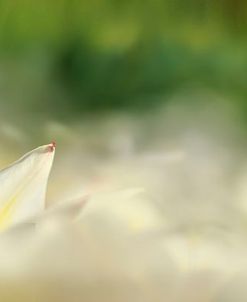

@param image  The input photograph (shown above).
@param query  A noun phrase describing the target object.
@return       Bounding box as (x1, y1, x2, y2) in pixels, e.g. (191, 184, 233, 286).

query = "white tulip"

(0, 142, 56, 231)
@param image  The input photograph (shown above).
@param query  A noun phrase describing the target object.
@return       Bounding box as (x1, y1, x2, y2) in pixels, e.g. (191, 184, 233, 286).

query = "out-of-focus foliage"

(0, 0, 247, 120)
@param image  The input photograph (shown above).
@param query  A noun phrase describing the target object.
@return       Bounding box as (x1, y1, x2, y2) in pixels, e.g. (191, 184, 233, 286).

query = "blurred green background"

(0, 0, 246, 122)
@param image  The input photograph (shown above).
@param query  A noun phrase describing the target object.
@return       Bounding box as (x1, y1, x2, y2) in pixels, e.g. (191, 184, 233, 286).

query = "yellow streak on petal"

(0, 195, 18, 231)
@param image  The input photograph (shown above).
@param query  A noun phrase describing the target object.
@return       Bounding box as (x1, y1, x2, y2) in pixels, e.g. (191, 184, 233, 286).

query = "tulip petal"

(1, 196, 88, 240)
(0, 143, 55, 230)
(38, 196, 88, 222)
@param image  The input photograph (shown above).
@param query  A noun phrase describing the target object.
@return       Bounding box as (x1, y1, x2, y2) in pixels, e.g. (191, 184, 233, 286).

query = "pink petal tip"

(46, 141, 56, 152)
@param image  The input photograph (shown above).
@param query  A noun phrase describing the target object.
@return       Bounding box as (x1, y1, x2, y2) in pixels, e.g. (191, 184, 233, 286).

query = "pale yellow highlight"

(0, 195, 19, 230)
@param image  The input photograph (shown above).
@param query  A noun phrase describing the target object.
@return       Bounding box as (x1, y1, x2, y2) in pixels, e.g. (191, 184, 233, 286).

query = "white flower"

(0, 142, 56, 231)
(0, 142, 86, 232)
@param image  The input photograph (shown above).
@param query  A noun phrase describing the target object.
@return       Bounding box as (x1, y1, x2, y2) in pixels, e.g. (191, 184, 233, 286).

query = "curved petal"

(0, 142, 55, 230)
(1, 196, 88, 240)
(39, 196, 88, 222)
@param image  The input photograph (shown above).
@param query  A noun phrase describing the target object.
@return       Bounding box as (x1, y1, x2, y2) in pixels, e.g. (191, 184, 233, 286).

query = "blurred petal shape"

(34, 197, 88, 234)
(0, 143, 55, 230)
(39, 196, 88, 222)
(1, 196, 88, 246)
